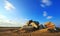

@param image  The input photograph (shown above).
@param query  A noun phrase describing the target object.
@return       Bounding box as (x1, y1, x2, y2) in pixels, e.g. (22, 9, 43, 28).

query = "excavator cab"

(19, 20, 40, 32)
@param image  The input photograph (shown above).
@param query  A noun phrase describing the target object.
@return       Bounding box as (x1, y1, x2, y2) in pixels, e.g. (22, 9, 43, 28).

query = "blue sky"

(0, 0, 60, 27)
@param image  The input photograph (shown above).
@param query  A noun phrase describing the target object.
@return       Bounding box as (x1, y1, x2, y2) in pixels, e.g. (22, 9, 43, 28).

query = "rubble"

(19, 20, 60, 33)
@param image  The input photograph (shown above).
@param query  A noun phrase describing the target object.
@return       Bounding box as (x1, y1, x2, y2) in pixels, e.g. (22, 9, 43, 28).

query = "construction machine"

(19, 20, 40, 33)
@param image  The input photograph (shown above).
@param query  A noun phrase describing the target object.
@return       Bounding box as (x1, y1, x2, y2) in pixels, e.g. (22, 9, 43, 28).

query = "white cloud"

(4, 0, 15, 11)
(0, 14, 18, 27)
(41, 0, 53, 19)
(43, 11, 47, 17)
(0, 15, 10, 24)
(11, 18, 30, 27)
(41, 0, 52, 7)
(40, 4, 45, 8)
(0, 14, 29, 27)
(43, 11, 53, 19)
(0, 14, 7, 19)
(47, 16, 53, 19)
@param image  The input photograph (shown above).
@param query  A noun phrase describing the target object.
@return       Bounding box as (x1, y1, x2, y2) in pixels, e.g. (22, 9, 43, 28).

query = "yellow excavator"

(44, 22, 60, 32)
(35, 22, 60, 33)
(19, 20, 40, 33)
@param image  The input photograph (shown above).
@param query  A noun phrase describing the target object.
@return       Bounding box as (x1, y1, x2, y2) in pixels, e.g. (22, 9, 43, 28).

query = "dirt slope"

(0, 27, 60, 36)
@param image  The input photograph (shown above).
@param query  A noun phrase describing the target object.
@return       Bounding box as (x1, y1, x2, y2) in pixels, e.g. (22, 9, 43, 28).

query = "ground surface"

(0, 27, 60, 36)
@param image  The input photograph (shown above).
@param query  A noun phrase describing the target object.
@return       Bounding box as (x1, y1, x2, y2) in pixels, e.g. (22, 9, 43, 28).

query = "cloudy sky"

(0, 0, 60, 27)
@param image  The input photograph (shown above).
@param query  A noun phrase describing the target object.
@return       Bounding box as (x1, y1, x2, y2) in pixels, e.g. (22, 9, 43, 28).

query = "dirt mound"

(0, 27, 60, 36)
(0, 29, 60, 36)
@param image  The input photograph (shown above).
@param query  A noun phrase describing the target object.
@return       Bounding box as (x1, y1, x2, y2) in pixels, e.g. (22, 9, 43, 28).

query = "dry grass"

(0, 27, 60, 36)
